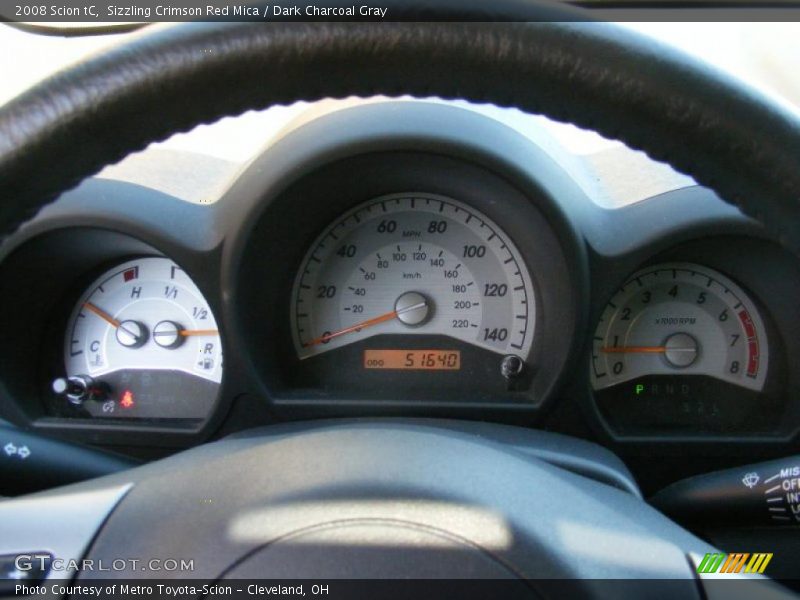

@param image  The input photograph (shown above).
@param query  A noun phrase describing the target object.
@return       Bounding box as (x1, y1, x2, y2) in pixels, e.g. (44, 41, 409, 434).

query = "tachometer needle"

(304, 301, 427, 348)
(600, 345, 699, 354)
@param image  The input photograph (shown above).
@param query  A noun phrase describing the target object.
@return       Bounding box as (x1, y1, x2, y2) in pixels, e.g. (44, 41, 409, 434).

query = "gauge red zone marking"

(738, 310, 760, 378)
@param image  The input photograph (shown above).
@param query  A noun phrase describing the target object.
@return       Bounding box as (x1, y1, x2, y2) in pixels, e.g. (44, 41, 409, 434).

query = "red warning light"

(120, 389, 135, 409)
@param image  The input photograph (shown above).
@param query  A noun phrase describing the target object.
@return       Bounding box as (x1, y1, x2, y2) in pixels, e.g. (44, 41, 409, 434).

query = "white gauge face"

(591, 263, 768, 392)
(291, 193, 536, 360)
(66, 257, 222, 384)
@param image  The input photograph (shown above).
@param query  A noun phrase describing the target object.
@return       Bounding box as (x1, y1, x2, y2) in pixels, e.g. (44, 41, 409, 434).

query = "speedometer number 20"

(291, 194, 536, 360)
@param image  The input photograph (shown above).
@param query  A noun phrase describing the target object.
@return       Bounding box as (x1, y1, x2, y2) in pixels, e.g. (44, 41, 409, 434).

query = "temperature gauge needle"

(83, 301, 120, 328)
(83, 301, 146, 347)
(304, 301, 427, 348)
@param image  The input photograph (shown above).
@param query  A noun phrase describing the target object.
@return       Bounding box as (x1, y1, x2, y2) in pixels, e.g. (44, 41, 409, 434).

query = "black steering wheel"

(1, 1, 799, 596)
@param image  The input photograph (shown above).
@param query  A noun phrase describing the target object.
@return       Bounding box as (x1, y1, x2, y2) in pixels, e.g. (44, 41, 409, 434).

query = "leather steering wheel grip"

(1, 2, 800, 251)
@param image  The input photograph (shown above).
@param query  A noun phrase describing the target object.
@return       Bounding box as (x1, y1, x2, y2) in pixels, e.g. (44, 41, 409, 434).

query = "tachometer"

(291, 193, 536, 364)
(591, 262, 773, 434)
(54, 257, 222, 420)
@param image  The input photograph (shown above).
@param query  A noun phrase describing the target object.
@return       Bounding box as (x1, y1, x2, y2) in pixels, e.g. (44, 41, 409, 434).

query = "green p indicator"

(635, 384, 645, 395)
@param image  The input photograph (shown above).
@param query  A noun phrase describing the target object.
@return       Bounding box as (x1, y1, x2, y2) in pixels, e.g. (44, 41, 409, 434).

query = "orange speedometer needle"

(83, 302, 121, 328)
(304, 301, 427, 348)
(179, 329, 219, 337)
(600, 346, 667, 354)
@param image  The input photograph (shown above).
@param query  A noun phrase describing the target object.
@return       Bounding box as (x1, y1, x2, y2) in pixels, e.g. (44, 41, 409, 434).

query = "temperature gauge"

(55, 257, 222, 420)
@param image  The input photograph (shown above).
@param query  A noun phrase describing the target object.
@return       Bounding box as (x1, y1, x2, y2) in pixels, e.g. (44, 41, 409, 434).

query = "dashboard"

(1, 100, 799, 493)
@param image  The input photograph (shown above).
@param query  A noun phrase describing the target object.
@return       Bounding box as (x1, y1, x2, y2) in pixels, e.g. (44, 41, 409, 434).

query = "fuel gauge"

(54, 257, 222, 420)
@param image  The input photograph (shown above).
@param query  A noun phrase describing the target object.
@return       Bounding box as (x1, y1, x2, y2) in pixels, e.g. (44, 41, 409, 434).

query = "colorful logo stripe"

(697, 553, 773, 574)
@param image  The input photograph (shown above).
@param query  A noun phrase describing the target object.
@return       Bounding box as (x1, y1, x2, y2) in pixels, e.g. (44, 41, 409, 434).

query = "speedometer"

(290, 193, 536, 365)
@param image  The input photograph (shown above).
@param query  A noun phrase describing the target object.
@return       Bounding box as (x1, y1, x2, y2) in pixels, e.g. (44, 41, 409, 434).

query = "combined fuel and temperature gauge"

(53, 257, 222, 420)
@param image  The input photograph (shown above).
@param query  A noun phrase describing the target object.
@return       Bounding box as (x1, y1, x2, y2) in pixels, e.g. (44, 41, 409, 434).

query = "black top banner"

(3, 0, 800, 23)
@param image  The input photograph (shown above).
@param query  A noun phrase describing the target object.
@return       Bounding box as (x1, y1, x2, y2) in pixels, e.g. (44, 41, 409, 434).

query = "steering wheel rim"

(1, 7, 800, 250)
(0, 2, 797, 593)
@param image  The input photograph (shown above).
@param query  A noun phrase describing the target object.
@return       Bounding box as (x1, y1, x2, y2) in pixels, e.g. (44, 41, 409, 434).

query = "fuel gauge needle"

(179, 329, 219, 337)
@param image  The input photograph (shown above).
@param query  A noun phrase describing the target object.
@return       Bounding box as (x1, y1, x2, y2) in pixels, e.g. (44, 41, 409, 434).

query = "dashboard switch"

(0, 423, 137, 496)
(651, 456, 800, 527)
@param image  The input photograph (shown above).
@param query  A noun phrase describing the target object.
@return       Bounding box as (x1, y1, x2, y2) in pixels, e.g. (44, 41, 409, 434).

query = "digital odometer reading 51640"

(364, 350, 460, 370)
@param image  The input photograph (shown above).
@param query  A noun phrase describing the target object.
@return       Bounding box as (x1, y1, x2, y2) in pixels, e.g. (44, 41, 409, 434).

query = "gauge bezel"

(591, 262, 770, 393)
(0, 220, 238, 452)
(39, 246, 226, 434)
(589, 261, 783, 436)
(577, 232, 796, 447)
(58, 255, 223, 421)
(234, 150, 585, 414)
(289, 192, 537, 362)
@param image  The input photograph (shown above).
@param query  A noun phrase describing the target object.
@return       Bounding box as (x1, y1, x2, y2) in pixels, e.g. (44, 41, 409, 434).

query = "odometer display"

(364, 349, 461, 370)
(291, 193, 536, 362)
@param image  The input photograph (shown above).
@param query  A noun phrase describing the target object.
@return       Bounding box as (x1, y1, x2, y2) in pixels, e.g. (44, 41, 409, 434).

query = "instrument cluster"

(0, 101, 798, 458)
